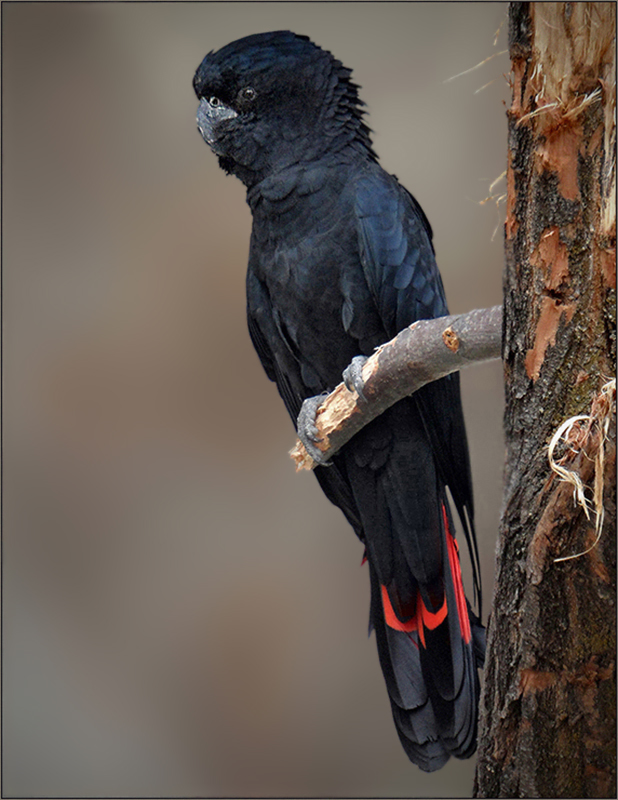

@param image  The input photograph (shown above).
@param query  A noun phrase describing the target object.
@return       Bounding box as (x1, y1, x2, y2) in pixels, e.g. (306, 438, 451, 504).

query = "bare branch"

(290, 305, 503, 470)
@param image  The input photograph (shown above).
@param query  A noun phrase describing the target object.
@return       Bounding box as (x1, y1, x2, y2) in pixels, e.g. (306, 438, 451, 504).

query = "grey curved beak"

(196, 98, 238, 147)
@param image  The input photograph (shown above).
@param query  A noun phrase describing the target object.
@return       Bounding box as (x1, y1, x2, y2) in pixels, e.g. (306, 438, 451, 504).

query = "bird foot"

(297, 393, 332, 466)
(343, 355, 369, 402)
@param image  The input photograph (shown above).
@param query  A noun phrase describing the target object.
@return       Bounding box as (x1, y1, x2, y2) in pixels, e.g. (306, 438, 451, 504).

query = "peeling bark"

(474, 4, 616, 798)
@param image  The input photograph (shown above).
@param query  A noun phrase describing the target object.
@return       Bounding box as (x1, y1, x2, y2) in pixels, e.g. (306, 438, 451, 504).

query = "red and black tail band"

(368, 502, 484, 772)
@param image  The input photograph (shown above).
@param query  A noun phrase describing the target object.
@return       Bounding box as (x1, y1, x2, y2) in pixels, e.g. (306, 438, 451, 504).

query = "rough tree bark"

(474, 4, 616, 798)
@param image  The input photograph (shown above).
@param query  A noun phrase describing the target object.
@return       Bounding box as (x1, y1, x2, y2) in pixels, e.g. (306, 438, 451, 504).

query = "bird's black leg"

(343, 355, 369, 402)
(297, 392, 332, 466)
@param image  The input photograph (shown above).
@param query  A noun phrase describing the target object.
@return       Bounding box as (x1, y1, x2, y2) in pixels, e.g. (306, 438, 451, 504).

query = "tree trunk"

(474, 4, 616, 798)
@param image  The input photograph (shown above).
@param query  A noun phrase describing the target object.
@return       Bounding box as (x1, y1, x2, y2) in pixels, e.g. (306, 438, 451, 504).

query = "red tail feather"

(381, 584, 448, 645)
(381, 584, 418, 633)
(380, 506, 471, 647)
(442, 504, 471, 644)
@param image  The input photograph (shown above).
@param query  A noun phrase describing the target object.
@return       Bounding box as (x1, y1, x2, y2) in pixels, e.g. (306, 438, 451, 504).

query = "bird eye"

(239, 86, 256, 102)
(209, 96, 220, 107)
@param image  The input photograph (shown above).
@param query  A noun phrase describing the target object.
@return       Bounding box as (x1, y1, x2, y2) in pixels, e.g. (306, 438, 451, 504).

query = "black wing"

(351, 169, 480, 610)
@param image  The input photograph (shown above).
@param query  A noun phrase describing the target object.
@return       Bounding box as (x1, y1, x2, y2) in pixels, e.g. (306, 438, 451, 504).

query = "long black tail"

(368, 503, 485, 772)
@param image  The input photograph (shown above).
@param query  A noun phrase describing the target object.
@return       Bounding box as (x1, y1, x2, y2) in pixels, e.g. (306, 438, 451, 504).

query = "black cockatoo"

(193, 30, 484, 772)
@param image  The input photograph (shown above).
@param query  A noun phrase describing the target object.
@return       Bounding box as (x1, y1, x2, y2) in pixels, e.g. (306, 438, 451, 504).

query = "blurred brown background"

(3, 3, 509, 797)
